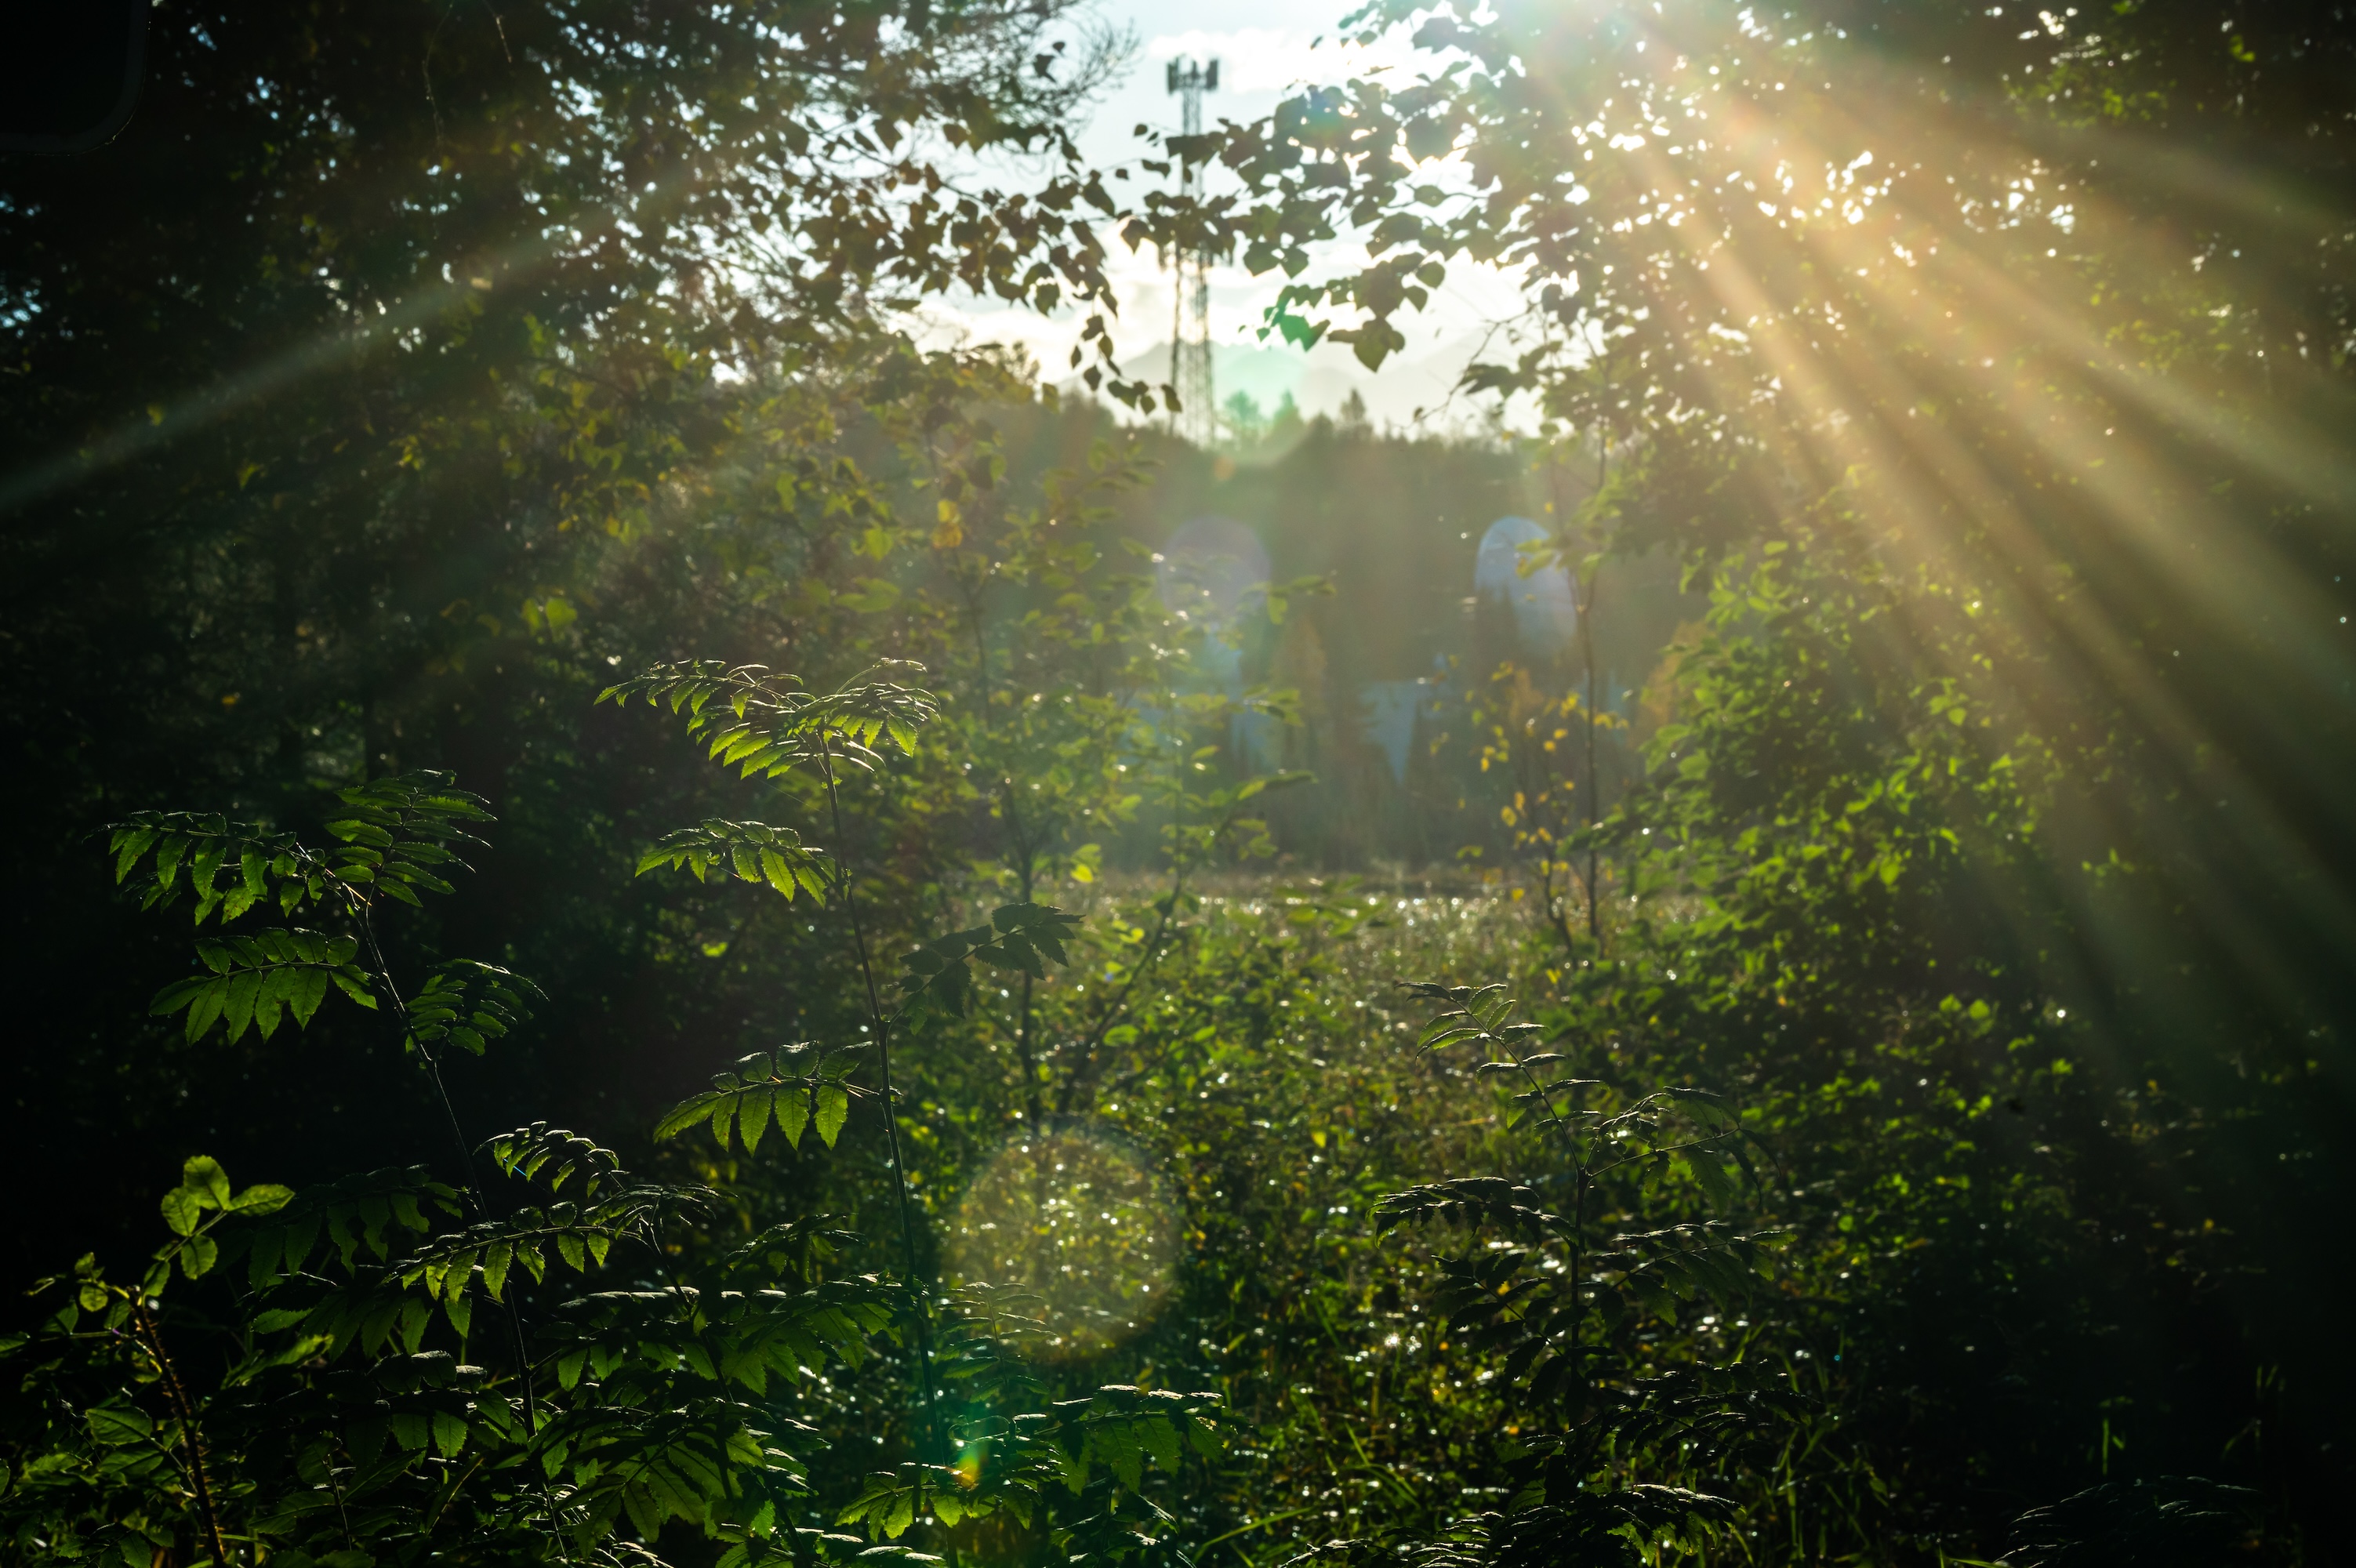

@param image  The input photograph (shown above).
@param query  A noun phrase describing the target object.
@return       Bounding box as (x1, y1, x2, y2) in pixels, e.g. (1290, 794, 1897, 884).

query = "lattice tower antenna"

(1167, 56, 1217, 446)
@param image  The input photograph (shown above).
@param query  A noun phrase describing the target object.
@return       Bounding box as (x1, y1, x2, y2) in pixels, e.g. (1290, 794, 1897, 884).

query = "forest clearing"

(2, 3, 2352, 1564)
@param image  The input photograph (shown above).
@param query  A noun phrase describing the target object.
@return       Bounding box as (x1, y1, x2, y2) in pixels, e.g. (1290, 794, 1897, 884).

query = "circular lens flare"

(945, 1125, 1177, 1360)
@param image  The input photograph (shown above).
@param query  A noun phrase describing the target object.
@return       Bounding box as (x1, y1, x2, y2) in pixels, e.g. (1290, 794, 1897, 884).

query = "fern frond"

(598, 659, 797, 718)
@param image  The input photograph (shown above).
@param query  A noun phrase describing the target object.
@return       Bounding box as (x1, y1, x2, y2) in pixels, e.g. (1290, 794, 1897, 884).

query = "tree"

(1193, 2, 2356, 1022)
(1174, 0, 2356, 1546)
(0, 0, 1146, 1263)
(1222, 392, 1268, 447)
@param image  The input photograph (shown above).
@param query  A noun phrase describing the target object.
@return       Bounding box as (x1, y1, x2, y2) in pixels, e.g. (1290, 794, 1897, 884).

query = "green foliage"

(1330, 982, 1783, 1566)
(635, 820, 831, 902)
(318, 775, 497, 910)
(8, 4, 2354, 1559)
(836, 1385, 1224, 1540)
(905, 902, 1085, 1018)
(600, 661, 941, 780)
(2004, 1476, 2262, 1567)
(107, 814, 305, 924)
(109, 774, 492, 925)
(238, 1165, 466, 1294)
(3, 702, 1225, 1566)
(404, 961, 543, 1058)
(654, 1045, 865, 1155)
(486, 1125, 629, 1203)
(147, 1154, 297, 1289)
(119, 775, 514, 1050)
(148, 928, 374, 1044)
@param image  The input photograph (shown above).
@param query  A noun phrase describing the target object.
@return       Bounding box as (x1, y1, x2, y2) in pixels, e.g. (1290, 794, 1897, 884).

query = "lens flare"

(944, 1124, 1177, 1360)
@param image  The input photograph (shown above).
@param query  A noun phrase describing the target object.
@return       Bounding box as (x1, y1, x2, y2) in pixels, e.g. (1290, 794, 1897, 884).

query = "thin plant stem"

(335, 873, 568, 1553)
(1582, 385, 1607, 953)
(996, 789, 1047, 1124)
(132, 1298, 230, 1567)
(343, 891, 479, 1203)
(342, 890, 543, 1442)
(1067, 878, 1181, 1076)
(322, 1433, 359, 1553)
(966, 575, 1048, 1127)
(817, 737, 943, 1479)
(1057, 737, 1200, 1115)
(1016, 967, 1042, 1124)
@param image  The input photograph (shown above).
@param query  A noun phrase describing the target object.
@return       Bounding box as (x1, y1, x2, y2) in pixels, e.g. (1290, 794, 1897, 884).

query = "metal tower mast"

(1167, 56, 1217, 446)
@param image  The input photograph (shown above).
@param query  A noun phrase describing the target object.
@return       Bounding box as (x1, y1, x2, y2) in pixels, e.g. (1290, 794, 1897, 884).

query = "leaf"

(288, 965, 331, 1027)
(1686, 1152, 1738, 1208)
(739, 1087, 775, 1155)
(655, 1092, 723, 1142)
(482, 1241, 513, 1301)
(87, 1406, 154, 1446)
(815, 1084, 851, 1149)
(778, 1087, 811, 1149)
(180, 1234, 219, 1281)
(112, 824, 159, 884)
(183, 1156, 232, 1208)
(1139, 1414, 1181, 1473)
(247, 1229, 284, 1289)
(228, 1181, 295, 1216)
(281, 1214, 320, 1273)
(400, 1297, 434, 1353)
(160, 1187, 204, 1238)
(1095, 1420, 1144, 1490)
(150, 976, 209, 1017)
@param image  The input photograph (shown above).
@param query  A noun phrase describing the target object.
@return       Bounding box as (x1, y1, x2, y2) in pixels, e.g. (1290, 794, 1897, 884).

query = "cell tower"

(1166, 56, 1218, 446)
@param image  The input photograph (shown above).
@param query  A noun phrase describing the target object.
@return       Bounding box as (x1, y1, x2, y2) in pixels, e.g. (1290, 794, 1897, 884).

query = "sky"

(915, 0, 1530, 430)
